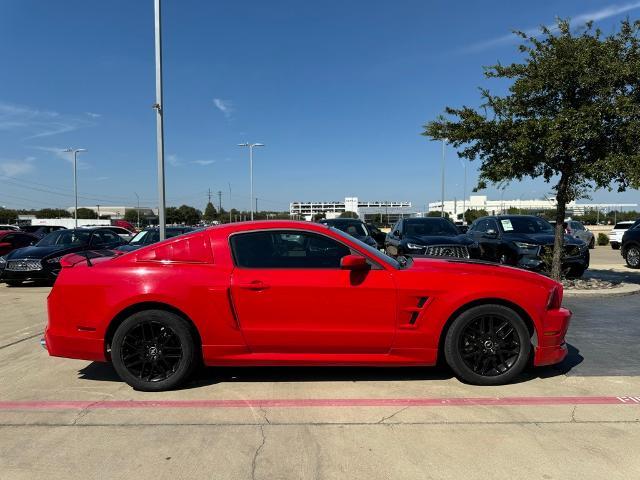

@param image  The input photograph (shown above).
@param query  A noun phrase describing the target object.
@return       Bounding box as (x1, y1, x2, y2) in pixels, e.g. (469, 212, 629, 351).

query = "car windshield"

(404, 219, 459, 236)
(36, 230, 90, 247)
(500, 216, 554, 234)
(329, 227, 401, 269)
(325, 221, 369, 237)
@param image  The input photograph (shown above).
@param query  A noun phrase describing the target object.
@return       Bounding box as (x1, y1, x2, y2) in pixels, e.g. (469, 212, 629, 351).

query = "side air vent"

(409, 297, 429, 324)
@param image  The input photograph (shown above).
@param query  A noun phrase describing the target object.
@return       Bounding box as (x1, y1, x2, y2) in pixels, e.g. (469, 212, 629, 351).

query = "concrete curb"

(564, 282, 640, 297)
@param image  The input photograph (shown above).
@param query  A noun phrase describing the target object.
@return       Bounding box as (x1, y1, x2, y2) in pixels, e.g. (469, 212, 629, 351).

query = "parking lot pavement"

(1, 284, 639, 479)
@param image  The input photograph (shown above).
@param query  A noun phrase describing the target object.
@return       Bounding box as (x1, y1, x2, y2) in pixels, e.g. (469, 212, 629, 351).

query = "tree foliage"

(423, 19, 640, 279)
(76, 207, 97, 219)
(203, 202, 218, 222)
(339, 211, 359, 219)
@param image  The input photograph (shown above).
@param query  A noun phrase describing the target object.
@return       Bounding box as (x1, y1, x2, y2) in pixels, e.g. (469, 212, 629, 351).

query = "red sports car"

(44, 221, 570, 391)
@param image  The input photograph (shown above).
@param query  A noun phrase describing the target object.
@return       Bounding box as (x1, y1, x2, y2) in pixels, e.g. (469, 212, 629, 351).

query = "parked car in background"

(20, 225, 66, 238)
(0, 228, 125, 286)
(366, 223, 387, 249)
(385, 217, 478, 259)
(318, 219, 378, 248)
(609, 221, 635, 250)
(0, 230, 39, 256)
(621, 220, 640, 268)
(116, 226, 196, 252)
(44, 220, 571, 391)
(467, 215, 589, 277)
(0, 225, 20, 231)
(565, 220, 595, 249)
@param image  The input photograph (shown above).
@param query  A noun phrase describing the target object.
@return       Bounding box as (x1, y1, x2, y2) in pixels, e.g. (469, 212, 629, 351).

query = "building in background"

(429, 195, 637, 219)
(67, 206, 157, 219)
(290, 197, 415, 223)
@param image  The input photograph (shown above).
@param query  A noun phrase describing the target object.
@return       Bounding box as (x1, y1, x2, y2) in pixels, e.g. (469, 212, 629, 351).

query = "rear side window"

(231, 231, 351, 269)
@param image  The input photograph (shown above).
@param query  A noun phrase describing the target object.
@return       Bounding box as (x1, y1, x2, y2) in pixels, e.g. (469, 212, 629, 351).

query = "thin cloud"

(85, 112, 102, 118)
(0, 101, 97, 139)
(192, 159, 216, 166)
(0, 157, 36, 177)
(213, 98, 234, 118)
(29, 146, 90, 168)
(167, 154, 182, 167)
(464, 1, 640, 52)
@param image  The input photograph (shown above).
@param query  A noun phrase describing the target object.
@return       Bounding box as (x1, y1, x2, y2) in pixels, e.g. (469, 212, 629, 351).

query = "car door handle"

(236, 281, 270, 291)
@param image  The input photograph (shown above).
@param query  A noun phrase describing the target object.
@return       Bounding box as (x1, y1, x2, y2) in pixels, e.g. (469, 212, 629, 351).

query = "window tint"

(231, 230, 351, 268)
(474, 219, 498, 233)
(91, 230, 121, 247)
(12, 234, 34, 247)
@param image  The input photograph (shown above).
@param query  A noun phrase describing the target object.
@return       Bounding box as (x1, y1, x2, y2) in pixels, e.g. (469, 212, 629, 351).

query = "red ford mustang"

(44, 221, 570, 391)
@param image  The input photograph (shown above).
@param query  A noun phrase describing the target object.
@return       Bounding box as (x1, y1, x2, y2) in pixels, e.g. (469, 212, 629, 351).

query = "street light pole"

(63, 148, 87, 228)
(134, 192, 140, 228)
(462, 159, 467, 224)
(441, 139, 446, 218)
(228, 182, 232, 223)
(153, 0, 167, 240)
(238, 143, 265, 221)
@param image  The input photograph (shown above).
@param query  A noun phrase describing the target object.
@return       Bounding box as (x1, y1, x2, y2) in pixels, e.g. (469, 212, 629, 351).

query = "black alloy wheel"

(626, 246, 640, 269)
(111, 310, 196, 391)
(444, 305, 531, 385)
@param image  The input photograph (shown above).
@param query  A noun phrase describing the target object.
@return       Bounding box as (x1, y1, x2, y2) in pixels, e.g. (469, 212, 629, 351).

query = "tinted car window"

(231, 231, 351, 268)
(322, 221, 369, 237)
(473, 219, 498, 233)
(10, 234, 34, 248)
(499, 217, 553, 234)
(91, 230, 121, 247)
(37, 230, 90, 246)
(614, 222, 633, 230)
(403, 219, 459, 236)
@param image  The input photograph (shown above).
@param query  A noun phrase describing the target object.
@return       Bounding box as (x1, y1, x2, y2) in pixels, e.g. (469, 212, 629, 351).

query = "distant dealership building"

(290, 197, 416, 222)
(67, 205, 157, 219)
(429, 195, 637, 219)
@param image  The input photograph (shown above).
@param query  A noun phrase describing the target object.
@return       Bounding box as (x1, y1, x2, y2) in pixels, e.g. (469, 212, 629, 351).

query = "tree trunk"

(551, 173, 569, 281)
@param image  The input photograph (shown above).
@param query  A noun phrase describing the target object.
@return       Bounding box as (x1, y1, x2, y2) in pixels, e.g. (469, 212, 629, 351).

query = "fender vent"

(409, 297, 429, 324)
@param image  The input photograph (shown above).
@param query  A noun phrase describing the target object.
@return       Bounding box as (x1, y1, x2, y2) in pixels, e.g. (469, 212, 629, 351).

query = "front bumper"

(0, 268, 56, 282)
(533, 307, 572, 366)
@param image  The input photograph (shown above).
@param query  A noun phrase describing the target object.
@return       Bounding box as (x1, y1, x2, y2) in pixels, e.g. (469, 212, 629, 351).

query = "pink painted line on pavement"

(0, 396, 639, 410)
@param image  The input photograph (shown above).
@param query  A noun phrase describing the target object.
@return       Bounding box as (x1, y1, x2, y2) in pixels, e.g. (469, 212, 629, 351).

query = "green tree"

(177, 204, 202, 225)
(427, 211, 449, 218)
(463, 209, 488, 223)
(203, 202, 218, 223)
(36, 208, 72, 219)
(423, 20, 640, 279)
(76, 207, 97, 219)
(339, 211, 359, 219)
(312, 212, 326, 222)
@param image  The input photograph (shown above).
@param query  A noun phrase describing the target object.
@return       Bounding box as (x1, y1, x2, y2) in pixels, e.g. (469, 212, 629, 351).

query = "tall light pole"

(153, 0, 167, 240)
(237, 143, 265, 220)
(461, 158, 467, 224)
(228, 182, 232, 223)
(62, 148, 87, 228)
(441, 139, 446, 218)
(134, 192, 140, 228)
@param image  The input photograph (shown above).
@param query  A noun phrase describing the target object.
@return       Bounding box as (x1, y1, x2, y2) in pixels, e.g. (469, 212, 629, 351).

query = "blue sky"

(1, 0, 639, 212)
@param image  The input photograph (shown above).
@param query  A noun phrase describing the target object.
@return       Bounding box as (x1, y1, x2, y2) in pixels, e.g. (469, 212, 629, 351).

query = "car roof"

(614, 221, 636, 226)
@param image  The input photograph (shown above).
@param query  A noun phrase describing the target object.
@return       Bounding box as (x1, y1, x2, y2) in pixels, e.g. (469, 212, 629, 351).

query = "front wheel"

(111, 310, 197, 391)
(625, 246, 640, 269)
(444, 305, 531, 385)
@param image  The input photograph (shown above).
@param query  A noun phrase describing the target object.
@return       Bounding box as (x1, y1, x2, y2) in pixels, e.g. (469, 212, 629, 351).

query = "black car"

(0, 228, 125, 286)
(318, 219, 378, 248)
(467, 215, 589, 277)
(20, 225, 66, 238)
(365, 223, 387, 249)
(115, 226, 196, 252)
(621, 219, 640, 268)
(384, 217, 478, 259)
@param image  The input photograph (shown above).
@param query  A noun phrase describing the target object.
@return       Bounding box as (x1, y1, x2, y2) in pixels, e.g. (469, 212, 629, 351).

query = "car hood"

(408, 256, 556, 287)
(502, 232, 583, 245)
(5, 244, 86, 260)
(404, 234, 474, 246)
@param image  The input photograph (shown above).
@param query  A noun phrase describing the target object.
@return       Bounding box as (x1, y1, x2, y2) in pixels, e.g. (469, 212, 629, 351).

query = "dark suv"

(621, 219, 640, 268)
(384, 217, 478, 259)
(467, 215, 589, 277)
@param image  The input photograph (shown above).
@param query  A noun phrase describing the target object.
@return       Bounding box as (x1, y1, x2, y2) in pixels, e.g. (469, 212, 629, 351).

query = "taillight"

(546, 285, 563, 310)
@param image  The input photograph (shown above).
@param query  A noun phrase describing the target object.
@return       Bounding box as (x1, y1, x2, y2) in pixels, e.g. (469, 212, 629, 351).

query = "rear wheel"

(444, 305, 531, 385)
(111, 310, 196, 391)
(588, 237, 595, 249)
(625, 245, 640, 269)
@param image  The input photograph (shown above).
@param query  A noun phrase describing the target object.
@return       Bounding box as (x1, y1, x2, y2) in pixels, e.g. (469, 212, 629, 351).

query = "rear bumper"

(533, 307, 572, 366)
(44, 328, 106, 362)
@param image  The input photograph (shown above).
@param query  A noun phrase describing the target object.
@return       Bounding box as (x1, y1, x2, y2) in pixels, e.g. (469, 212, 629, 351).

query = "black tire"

(444, 305, 531, 386)
(625, 245, 640, 269)
(588, 237, 595, 249)
(111, 310, 197, 391)
(611, 243, 620, 250)
(566, 266, 586, 279)
(4, 280, 23, 287)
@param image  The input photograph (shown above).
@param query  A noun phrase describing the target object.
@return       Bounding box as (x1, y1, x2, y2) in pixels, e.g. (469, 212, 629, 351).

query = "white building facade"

(290, 197, 414, 222)
(429, 195, 637, 219)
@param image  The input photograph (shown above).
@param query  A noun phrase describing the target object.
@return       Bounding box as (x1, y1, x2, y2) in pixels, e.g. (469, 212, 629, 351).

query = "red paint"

(45, 221, 570, 376)
(0, 396, 638, 410)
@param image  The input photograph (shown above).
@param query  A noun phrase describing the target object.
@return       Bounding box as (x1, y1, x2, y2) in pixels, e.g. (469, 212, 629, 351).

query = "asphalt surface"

(0, 246, 639, 480)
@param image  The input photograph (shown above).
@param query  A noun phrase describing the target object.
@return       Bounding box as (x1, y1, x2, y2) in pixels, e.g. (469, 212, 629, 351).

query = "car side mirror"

(394, 230, 401, 238)
(340, 254, 369, 271)
(485, 229, 498, 237)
